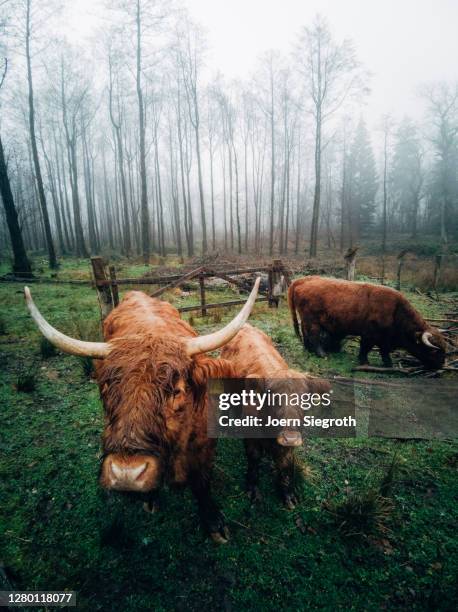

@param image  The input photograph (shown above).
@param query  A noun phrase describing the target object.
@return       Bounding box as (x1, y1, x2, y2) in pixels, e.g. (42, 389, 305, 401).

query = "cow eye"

(172, 388, 182, 397)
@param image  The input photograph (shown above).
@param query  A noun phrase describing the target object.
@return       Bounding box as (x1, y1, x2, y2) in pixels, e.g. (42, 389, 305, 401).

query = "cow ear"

(191, 356, 235, 387)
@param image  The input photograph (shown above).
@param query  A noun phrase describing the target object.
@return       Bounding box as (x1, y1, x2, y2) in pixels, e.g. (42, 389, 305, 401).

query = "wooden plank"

(177, 296, 268, 313)
(109, 265, 119, 307)
(94, 267, 271, 286)
(0, 276, 90, 285)
(150, 267, 203, 298)
(91, 256, 113, 320)
(206, 269, 266, 294)
(199, 272, 207, 316)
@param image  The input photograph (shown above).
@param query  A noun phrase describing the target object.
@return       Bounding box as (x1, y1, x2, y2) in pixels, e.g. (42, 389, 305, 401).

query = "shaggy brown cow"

(221, 323, 330, 509)
(24, 280, 260, 543)
(288, 276, 446, 369)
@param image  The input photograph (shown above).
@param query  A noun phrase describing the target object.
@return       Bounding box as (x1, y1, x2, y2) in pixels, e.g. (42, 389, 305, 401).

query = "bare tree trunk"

(233, 145, 242, 254)
(108, 61, 131, 255)
(310, 109, 321, 258)
(81, 125, 99, 253)
(229, 145, 233, 250)
(168, 122, 182, 257)
(294, 138, 301, 254)
(222, 148, 228, 251)
(269, 71, 275, 256)
(136, 0, 149, 263)
(102, 149, 115, 250)
(381, 128, 388, 284)
(244, 138, 248, 252)
(154, 132, 165, 257)
(209, 139, 215, 251)
(25, 0, 57, 268)
(53, 129, 72, 252)
(0, 134, 33, 276)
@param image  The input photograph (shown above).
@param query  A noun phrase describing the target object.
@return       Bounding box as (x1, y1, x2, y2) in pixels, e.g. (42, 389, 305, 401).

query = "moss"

(0, 258, 457, 611)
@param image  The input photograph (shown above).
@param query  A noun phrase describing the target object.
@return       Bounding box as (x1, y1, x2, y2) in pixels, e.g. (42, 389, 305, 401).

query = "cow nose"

(100, 454, 160, 491)
(277, 430, 303, 447)
(111, 461, 148, 484)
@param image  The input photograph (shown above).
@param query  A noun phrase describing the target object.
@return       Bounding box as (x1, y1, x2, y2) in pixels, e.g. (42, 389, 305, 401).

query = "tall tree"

(346, 118, 378, 244)
(0, 22, 33, 276)
(24, 0, 57, 267)
(420, 82, 458, 247)
(108, 51, 131, 255)
(177, 16, 207, 253)
(391, 117, 424, 238)
(296, 15, 366, 257)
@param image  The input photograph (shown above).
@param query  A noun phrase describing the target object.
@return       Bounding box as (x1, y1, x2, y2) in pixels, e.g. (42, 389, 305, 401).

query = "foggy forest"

(1, 0, 458, 274)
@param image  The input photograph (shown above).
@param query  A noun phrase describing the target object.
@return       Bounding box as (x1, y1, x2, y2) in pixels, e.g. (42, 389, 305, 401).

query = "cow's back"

(221, 323, 288, 377)
(103, 291, 197, 340)
(290, 276, 402, 335)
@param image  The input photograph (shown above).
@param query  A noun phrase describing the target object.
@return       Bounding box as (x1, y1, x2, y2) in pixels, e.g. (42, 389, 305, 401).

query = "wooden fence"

(90, 257, 292, 320)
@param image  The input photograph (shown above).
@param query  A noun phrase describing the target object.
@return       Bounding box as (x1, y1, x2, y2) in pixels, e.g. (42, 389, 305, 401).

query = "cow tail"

(288, 285, 301, 340)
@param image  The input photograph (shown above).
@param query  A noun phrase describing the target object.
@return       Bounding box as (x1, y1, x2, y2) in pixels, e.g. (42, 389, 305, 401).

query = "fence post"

(91, 256, 113, 320)
(268, 259, 282, 308)
(109, 265, 119, 307)
(199, 271, 207, 316)
(433, 253, 442, 295)
(344, 247, 358, 281)
(396, 250, 408, 291)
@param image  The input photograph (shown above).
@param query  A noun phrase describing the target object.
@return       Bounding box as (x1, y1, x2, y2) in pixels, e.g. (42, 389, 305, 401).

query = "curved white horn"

(421, 331, 440, 350)
(24, 287, 111, 358)
(186, 277, 260, 356)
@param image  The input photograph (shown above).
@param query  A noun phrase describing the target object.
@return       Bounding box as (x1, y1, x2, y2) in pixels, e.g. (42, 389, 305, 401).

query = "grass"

(0, 258, 457, 610)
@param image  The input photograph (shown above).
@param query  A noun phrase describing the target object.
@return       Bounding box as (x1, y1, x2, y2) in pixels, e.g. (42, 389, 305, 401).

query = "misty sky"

(65, 0, 458, 131)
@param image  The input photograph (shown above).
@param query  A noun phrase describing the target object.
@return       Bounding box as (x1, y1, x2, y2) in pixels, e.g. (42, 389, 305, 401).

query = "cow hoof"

(283, 493, 298, 510)
(247, 485, 262, 504)
(142, 500, 159, 514)
(206, 511, 230, 543)
(210, 526, 230, 544)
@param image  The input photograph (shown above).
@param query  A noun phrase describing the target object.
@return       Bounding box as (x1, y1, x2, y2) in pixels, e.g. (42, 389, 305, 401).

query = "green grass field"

(1, 259, 457, 611)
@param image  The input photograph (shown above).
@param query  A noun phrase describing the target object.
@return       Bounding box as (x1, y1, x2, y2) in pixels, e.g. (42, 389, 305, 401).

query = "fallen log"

(352, 365, 419, 374)
(426, 318, 458, 324)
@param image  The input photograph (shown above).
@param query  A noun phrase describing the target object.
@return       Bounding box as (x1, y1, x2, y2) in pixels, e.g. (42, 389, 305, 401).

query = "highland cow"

(288, 276, 446, 369)
(24, 280, 260, 543)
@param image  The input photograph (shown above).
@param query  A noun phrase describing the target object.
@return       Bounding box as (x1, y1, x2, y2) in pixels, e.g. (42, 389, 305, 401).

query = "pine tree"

(391, 118, 424, 237)
(347, 119, 378, 242)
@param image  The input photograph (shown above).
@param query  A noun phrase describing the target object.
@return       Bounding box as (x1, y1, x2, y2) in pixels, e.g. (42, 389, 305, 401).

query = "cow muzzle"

(100, 454, 161, 492)
(276, 430, 303, 447)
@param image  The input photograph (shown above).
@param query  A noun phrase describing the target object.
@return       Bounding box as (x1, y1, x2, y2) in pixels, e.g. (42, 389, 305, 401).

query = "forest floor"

(0, 257, 457, 611)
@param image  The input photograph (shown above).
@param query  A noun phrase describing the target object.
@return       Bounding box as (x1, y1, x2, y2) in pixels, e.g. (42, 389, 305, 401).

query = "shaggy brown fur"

(288, 276, 446, 369)
(96, 291, 233, 541)
(221, 323, 331, 508)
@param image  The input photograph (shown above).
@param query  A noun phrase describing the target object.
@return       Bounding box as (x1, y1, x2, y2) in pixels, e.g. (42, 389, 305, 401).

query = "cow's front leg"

(244, 440, 262, 503)
(359, 337, 374, 365)
(271, 445, 300, 510)
(189, 471, 229, 544)
(378, 340, 393, 367)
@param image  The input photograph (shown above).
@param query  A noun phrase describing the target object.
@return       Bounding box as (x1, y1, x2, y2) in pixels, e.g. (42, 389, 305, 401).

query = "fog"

(1, 0, 457, 270)
(65, 0, 458, 125)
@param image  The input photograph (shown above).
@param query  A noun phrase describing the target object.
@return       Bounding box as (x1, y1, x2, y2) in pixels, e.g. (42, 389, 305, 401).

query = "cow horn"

(24, 287, 111, 358)
(421, 331, 440, 350)
(186, 277, 260, 356)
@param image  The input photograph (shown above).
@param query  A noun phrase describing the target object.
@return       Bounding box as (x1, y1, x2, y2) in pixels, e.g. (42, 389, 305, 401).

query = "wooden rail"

(177, 296, 269, 313)
(88, 257, 290, 321)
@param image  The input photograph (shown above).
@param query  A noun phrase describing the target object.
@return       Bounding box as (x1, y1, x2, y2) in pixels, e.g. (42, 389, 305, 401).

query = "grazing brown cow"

(24, 280, 260, 543)
(288, 276, 446, 369)
(221, 323, 330, 509)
